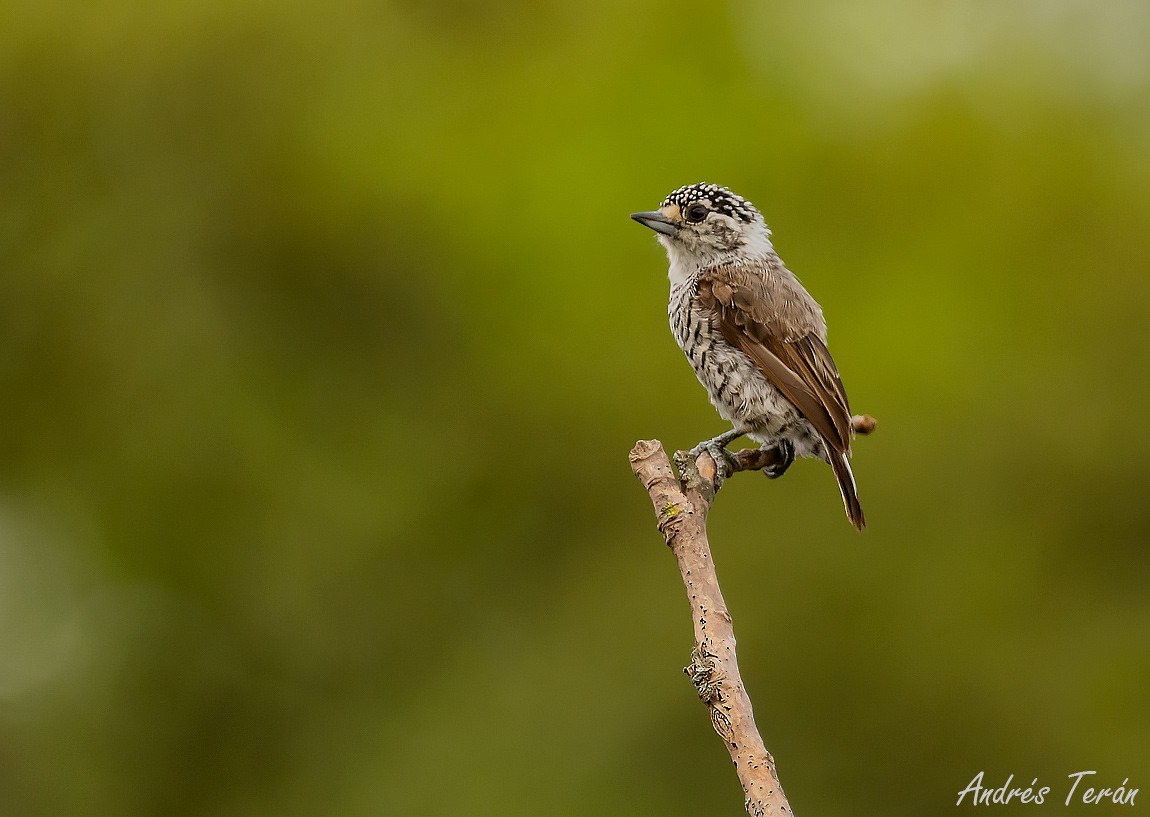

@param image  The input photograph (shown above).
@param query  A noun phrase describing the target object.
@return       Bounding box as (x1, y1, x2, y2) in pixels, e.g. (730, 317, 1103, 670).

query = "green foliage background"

(2, 1, 1148, 814)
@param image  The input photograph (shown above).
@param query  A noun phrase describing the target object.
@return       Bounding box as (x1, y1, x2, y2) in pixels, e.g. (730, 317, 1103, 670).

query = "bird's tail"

(829, 450, 865, 531)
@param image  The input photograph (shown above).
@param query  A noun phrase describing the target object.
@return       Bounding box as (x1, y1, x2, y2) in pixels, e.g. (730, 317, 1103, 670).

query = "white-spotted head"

(631, 183, 774, 271)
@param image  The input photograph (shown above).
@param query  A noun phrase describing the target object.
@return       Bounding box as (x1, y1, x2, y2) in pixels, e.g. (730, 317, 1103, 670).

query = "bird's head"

(631, 183, 773, 269)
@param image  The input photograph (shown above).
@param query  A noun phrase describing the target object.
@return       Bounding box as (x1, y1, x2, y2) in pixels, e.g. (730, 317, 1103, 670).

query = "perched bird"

(631, 183, 865, 529)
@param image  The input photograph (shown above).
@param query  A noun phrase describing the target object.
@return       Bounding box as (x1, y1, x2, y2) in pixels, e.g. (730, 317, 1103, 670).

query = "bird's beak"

(630, 210, 679, 236)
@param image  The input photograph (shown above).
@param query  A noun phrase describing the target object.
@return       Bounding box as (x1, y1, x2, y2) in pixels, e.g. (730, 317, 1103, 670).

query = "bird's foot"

(688, 430, 742, 488)
(760, 438, 795, 479)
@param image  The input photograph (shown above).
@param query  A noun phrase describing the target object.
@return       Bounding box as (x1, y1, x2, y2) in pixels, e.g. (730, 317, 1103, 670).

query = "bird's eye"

(685, 203, 708, 223)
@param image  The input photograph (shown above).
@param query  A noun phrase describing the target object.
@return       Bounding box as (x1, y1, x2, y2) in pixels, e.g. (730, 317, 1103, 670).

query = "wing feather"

(697, 265, 854, 455)
(697, 263, 864, 528)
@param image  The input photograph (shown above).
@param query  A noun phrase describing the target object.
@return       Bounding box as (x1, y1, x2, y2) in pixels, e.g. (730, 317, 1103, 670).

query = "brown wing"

(697, 264, 853, 455)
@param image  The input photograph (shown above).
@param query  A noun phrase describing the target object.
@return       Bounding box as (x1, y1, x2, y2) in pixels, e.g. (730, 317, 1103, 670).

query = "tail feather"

(829, 450, 865, 531)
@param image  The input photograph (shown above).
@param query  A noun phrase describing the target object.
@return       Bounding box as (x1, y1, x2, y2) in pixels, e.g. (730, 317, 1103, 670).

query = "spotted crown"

(661, 183, 760, 224)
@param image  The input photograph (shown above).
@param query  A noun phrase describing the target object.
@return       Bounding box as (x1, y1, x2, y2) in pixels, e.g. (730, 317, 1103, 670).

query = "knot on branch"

(672, 449, 718, 500)
(685, 642, 724, 704)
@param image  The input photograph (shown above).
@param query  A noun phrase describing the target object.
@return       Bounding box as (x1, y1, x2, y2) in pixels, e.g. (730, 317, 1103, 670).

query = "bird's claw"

(761, 438, 795, 479)
(688, 437, 739, 489)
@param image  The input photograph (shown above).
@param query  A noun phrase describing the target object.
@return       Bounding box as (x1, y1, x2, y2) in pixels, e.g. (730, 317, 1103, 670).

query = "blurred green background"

(2, 1, 1148, 814)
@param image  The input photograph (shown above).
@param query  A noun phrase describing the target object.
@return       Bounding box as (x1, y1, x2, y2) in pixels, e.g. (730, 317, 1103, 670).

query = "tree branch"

(628, 415, 875, 813)
(629, 439, 792, 815)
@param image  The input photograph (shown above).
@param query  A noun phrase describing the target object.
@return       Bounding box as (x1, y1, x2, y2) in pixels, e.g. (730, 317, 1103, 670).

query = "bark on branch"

(630, 439, 792, 815)
(629, 416, 874, 813)
(630, 418, 869, 814)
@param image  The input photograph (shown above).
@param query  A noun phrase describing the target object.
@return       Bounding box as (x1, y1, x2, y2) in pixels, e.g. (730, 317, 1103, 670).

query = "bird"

(631, 182, 865, 529)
